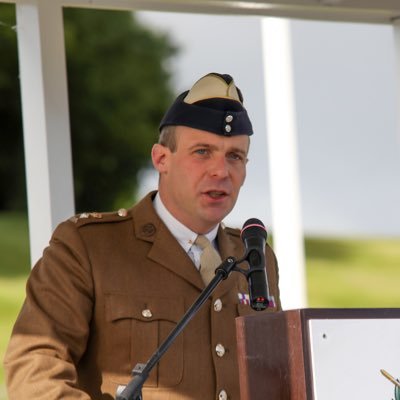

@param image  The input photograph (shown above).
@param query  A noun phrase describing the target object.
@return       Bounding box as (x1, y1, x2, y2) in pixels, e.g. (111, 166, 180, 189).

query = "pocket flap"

(105, 292, 184, 323)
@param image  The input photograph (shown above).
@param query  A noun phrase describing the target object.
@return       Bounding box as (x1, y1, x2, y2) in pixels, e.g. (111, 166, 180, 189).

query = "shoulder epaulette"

(69, 208, 130, 225)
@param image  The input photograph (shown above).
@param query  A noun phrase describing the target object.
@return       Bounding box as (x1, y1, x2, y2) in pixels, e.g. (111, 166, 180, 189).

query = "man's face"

(152, 126, 249, 234)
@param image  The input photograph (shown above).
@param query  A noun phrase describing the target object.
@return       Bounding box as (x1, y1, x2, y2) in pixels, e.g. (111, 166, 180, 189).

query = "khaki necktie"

(195, 235, 222, 285)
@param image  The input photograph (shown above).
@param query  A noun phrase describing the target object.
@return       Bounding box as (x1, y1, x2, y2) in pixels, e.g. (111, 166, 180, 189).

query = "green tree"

(0, 5, 176, 212)
(64, 8, 176, 211)
(0, 5, 25, 211)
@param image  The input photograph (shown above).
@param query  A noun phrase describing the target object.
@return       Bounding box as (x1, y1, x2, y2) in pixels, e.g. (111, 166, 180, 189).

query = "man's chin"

(202, 207, 233, 226)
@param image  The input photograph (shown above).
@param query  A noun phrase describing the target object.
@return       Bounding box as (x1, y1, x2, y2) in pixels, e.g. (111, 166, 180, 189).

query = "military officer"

(4, 72, 281, 400)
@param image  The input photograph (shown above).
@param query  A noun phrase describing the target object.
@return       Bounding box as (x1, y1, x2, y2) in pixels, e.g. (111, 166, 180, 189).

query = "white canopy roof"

(3, 0, 400, 22)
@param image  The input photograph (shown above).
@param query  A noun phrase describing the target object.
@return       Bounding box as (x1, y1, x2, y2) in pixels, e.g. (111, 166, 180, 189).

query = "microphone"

(240, 218, 270, 311)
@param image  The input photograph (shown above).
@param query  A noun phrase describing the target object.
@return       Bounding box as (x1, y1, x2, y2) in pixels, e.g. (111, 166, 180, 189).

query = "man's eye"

(227, 153, 243, 161)
(195, 149, 208, 155)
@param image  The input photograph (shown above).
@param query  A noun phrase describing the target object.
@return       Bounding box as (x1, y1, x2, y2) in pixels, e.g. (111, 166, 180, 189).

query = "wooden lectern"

(236, 308, 400, 400)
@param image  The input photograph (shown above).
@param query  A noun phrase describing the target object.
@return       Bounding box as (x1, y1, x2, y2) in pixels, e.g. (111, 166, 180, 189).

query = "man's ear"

(151, 143, 170, 173)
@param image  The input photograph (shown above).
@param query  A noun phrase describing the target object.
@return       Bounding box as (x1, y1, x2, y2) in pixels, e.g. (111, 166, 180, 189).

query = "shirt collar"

(153, 193, 219, 252)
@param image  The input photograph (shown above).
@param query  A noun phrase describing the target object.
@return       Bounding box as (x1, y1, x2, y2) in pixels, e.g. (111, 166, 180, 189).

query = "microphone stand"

(116, 256, 245, 400)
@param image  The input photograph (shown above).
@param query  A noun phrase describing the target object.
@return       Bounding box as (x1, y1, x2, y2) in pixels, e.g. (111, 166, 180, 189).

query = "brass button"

(141, 309, 152, 318)
(118, 208, 127, 217)
(213, 299, 222, 312)
(218, 389, 228, 400)
(215, 343, 225, 357)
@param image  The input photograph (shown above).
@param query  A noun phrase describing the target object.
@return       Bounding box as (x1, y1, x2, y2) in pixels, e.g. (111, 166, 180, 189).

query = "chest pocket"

(105, 293, 184, 388)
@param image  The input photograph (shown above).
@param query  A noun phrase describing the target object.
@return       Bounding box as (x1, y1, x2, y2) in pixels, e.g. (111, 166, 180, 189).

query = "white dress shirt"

(153, 193, 219, 270)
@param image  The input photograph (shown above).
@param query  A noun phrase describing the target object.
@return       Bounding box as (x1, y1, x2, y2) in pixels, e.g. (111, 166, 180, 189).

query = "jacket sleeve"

(4, 220, 94, 399)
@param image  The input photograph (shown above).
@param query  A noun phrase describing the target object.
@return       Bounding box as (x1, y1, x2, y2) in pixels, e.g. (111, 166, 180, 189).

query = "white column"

(392, 20, 400, 140)
(16, 0, 75, 265)
(261, 17, 307, 310)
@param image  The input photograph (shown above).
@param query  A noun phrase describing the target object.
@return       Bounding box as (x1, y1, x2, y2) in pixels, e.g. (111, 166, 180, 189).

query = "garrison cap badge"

(159, 73, 253, 136)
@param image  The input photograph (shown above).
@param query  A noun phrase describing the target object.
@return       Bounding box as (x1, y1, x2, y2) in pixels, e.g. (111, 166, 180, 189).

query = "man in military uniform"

(4, 73, 281, 400)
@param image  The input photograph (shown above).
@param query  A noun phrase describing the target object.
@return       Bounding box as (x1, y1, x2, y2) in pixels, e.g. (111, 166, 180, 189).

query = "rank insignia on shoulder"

(69, 212, 104, 222)
(69, 208, 130, 224)
(79, 212, 103, 219)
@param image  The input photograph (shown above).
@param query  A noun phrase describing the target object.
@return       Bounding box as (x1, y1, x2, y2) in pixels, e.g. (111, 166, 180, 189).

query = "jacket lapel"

(148, 224, 204, 290)
(131, 192, 204, 291)
(213, 225, 246, 299)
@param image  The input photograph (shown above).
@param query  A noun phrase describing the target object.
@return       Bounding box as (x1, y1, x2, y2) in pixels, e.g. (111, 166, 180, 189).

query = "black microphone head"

(240, 218, 267, 242)
(240, 218, 269, 311)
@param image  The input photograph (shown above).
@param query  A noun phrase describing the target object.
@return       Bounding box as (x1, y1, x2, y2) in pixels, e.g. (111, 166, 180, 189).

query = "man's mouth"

(205, 190, 228, 199)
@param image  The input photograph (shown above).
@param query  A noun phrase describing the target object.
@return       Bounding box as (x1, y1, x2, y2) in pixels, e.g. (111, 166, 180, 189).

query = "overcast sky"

(137, 11, 400, 237)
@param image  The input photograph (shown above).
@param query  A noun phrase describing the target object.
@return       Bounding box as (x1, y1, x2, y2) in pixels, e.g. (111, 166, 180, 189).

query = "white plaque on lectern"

(308, 319, 400, 399)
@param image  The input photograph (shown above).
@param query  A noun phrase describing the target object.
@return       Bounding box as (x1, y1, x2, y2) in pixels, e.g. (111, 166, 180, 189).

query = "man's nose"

(209, 155, 229, 178)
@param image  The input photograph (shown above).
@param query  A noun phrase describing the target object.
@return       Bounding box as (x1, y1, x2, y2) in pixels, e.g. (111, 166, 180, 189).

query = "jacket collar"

(131, 191, 243, 295)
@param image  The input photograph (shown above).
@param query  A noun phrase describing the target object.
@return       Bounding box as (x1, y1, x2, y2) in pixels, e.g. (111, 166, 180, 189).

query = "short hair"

(158, 125, 178, 152)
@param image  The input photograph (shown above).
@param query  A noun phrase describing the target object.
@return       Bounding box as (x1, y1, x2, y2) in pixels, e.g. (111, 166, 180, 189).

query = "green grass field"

(0, 212, 30, 400)
(306, 237, 400, 307)
(0, 212, 400, 399)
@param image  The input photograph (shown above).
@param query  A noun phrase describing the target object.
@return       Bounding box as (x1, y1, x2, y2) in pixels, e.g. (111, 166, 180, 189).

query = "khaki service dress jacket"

(4, 191, 281, 400)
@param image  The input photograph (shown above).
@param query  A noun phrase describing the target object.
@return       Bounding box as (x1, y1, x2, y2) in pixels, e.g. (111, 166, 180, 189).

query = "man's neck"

(153, 192, 219, 244)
